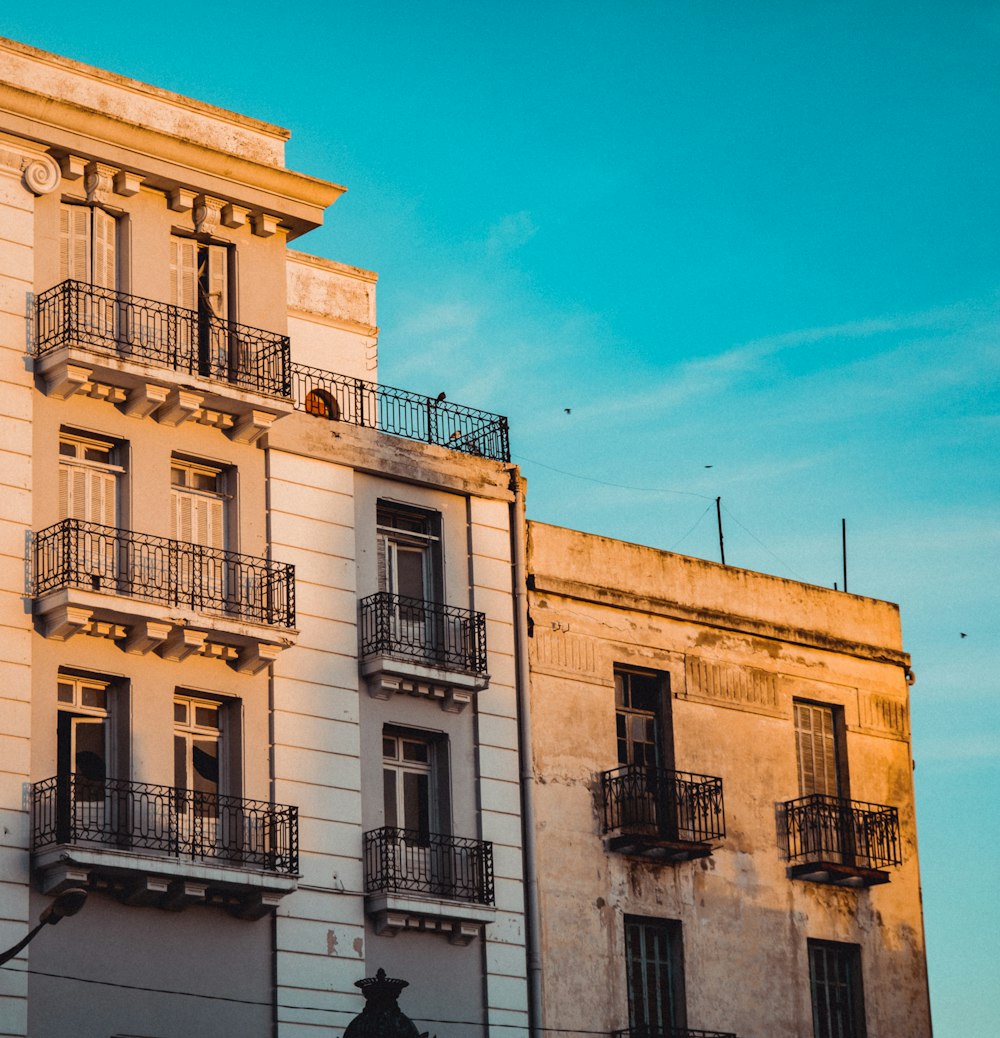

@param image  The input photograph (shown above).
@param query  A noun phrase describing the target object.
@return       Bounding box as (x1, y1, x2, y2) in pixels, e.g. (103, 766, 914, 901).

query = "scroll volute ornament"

(343, 968, 435, 1038)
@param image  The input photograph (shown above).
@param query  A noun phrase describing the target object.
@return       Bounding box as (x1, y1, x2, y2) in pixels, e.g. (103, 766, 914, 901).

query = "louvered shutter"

(794, 702, 840, 797)
(59, 463, 116, 525)
(92, 208, 117, 289)
(206, 245, 228, 319)
(171, 488, 224, 548)
(60, 205, 92, 282)
(169, 237, 198, 310)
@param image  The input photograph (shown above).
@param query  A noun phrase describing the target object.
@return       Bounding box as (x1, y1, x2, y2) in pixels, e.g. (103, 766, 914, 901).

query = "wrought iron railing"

(291, 362, 510, 462)
(783, 794, 901, 872)
(359, 591, 488, 674)
(32, 774, 298, 874)
(34, 518, 295, 628)
(612, 1028, 738, 1037)
(601, 765, 726, 844)
(364, 827, 494, 905)
(35, 279, 292, 397)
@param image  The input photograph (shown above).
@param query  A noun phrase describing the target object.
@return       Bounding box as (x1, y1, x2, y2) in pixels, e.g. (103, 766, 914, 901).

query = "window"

(60, 204, 117, 288)
(616, 667, 669, 770)
(795, 701, 844, 797)
(304, 388, 340, 421)
(171, 458, 228, 549)
(169, 237, 228, 318)
(174, 695, 222, 813)
(56, 672, 127, 841)
(624, 916, 686, 1033)
(377, 502, 441, 603)
(808, 940, 867, 1038)
(382, 731, 449, 836)
(59, 431, 122, 527)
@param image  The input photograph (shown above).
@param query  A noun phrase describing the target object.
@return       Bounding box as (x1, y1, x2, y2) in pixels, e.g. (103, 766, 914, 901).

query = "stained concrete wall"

(527, 520, 930, 1038)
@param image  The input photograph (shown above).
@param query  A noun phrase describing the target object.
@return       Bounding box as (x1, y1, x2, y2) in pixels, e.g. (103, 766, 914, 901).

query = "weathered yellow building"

(525, 521, 931, 1038)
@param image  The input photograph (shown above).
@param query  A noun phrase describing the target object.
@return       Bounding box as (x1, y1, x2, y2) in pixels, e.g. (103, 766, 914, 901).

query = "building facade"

(0, 37, 527, 1038)
(525, 521, 931, 1038)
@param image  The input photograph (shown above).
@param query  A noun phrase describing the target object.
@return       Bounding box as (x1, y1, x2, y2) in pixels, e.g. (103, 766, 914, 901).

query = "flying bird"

(564, 408, 572, 414)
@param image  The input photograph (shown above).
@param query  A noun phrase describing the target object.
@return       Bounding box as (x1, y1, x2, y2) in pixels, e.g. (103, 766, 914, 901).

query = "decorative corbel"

(22, 153, 61, 195)
(168, 187, 197, 212)
(84, 161, 118, 204)
(193, 195, 225, 236)
(221, 203, 249, 229)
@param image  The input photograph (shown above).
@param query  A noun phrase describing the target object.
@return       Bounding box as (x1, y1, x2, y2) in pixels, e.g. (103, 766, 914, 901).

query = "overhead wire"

(1, 962, 613, 1035)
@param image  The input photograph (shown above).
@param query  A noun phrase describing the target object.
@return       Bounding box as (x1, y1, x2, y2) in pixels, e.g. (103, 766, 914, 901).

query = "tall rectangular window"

(170, 458, 228, 550)
(615, 667, 669, 770)
(60, 204, 117, 288)
(809, 940, 867, 1038)
(59, 431, 122, 527)
(795, 701, 843, 797)
(376, 502, 441, 603)
(625, 916, 686, 1033)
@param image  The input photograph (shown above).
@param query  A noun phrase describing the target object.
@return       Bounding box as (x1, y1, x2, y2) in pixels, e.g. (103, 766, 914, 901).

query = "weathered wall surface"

(527, 520, 930, 1038)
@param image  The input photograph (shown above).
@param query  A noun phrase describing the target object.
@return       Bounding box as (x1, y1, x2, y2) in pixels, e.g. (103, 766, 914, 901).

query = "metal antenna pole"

(716, 497, 726, 566)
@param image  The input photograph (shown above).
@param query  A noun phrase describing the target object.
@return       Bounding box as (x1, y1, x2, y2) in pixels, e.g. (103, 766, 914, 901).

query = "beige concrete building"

(525, 521, 931, 1038)
(0, 37, 528, 1038)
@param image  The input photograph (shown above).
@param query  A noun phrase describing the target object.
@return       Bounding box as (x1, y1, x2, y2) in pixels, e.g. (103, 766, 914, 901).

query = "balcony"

(782, 793, 901, 887)
(34, 280, 293, 441)
(612, 1029, 738, 1038)
(292, 362, 510, 462)
(363, 826, 495, 945)
(358, 592, 489, 710)
(33, 519, 296, 672)
(600, 765, 726, 861)
(31, 775, 298, 918)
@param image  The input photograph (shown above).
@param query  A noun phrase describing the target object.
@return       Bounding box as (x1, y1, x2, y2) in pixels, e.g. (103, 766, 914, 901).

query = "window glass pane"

(170, 466, 185, 486)
(84, 446, 109, 462)
(57, 682, 74, 703)
(59, 441, 76, 457)
(174, 735, 186, 790)
(403, 771, 430, 833)
(192, 739, 219, 791)
(174, 701, 187, 723)
(383, 736, 397, 759)
(383, 770, 397, 828)
(402, 739, 429, 763)
(625, 918, 682, 1031)
(395, 547, 426, 600)
(81, 683, 106, 709)
(195, 705, 219, 729)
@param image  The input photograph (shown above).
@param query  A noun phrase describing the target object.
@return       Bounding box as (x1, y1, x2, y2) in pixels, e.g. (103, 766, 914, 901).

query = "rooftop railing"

(35, 279, 292, 398)
(364, 826, 494, 905)
(359, 591, 488, 675)
(34, 518, 295, 629)
(32, 774, 298, 875)
(292, 362, 510, 462)
(601, 765, 726, 845)
(783, 793, 901, 873)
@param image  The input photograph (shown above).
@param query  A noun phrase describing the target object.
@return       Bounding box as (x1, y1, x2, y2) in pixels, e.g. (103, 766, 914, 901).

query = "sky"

(4, 3, 999, 1034)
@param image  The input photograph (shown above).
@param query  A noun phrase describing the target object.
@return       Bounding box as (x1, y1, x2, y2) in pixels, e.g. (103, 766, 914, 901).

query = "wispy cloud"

(484, 210, 537, 258)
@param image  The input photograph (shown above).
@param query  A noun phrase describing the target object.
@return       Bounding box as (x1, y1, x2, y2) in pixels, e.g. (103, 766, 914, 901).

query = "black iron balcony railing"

(612, 1028, 738, 1038)
(34, 518, 295, 628)
(32, 774, 298, 874)
(292, 362, 510, 462)
(364, 827, 494, 905)
(35, 279, 292, 397)
(601, 765, 726, 845)
(784, 794, 901, 873)
(359, 591, 488, 675)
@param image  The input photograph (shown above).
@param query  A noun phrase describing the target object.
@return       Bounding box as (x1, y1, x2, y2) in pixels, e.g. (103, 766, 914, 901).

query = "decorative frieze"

(859, 692, 909, 739)
(533, 626, 598, 678)
(683, 656, 781, 716)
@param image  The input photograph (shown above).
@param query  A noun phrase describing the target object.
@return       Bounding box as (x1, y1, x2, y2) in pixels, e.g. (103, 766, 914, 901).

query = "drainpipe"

(508, 466, 542, 1038)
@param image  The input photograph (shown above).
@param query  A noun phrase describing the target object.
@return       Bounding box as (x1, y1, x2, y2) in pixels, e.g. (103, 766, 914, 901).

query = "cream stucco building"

(525, 521, 931, 1038)
(0, 37, 528, 1038)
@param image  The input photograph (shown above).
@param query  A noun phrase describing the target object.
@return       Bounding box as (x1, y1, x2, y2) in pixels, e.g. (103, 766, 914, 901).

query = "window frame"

(376, 501, 443, 605)
(808, 939, 868, 1038)
(381, 727, 451, 839)
(615, 666, 673, 773)
(624, 915, 687, 1034)
(794, 700, 850, 799)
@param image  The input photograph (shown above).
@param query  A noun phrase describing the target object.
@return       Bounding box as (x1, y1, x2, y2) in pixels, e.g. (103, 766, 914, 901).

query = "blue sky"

(5, 3, 999, 1034)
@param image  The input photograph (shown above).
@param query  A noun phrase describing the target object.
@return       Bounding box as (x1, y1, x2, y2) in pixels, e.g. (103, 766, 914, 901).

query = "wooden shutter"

(92, 208, 117, 289)
(59, 463, 116, 525)
(169, 237, 198, 310)
(206, 245, 228, 319)
(171, 487, 224, 548)
(60, 204, 92, 282)
(795, 702, 840, 797)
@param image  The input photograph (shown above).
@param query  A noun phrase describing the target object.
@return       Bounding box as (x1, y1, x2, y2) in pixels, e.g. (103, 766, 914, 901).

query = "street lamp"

(0, 888, 88, 966)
